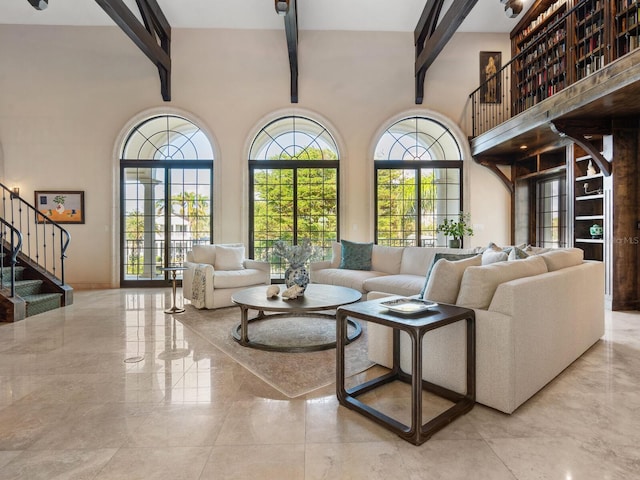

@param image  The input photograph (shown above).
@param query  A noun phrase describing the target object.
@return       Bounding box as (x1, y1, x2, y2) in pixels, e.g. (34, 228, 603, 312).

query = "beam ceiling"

(414, 0, 478, 104)
(94, 0, 171, 101)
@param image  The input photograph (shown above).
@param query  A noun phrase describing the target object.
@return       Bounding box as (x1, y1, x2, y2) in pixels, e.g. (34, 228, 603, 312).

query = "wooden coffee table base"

(231, 284, 363, 353)
(232, 310, 362, 353)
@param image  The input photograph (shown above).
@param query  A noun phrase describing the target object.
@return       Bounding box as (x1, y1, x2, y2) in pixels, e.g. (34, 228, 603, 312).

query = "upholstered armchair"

(183, 243, 271, 309)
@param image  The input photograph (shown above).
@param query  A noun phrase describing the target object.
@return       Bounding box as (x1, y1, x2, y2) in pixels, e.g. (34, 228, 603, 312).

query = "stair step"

(23, 293, 63, 317)
(12, 279, 44, 297)
(0, 265, 25, 281)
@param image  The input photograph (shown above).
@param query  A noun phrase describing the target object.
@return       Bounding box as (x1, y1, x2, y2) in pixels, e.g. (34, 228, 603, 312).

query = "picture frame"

(479, 51, 502, 104)
(34, 190, 85, 224)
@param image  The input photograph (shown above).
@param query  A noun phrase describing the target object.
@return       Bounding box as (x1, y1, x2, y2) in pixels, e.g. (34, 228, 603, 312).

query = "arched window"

(249, 115, 339, 280)
(374, 115, 464, 247)
(120, 114, 214, 286)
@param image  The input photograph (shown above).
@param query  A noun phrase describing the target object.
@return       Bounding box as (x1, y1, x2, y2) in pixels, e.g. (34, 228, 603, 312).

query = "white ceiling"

(2, 0, 533, 33)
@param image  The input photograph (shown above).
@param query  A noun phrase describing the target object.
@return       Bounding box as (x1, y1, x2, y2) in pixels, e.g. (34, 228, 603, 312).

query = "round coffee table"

(231, 283, 362, 352)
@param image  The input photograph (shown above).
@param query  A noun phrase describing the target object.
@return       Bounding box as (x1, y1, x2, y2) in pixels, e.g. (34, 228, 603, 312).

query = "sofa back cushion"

(400, 246, 475, 276)
(371, 245, 404, 274)
(538, 248, 584, 271)
(214, 245, 245, 270)
(192, 244, 217, 265)
(422, 254, 482, 304)
(456, 255, 548, 309)
(190, 243, 244, 266)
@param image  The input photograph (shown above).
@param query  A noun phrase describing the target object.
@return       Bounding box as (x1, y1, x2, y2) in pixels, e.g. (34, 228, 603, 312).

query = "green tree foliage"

(376, 168, 436, 246)
(252, 147, 338, 263)
(157, 191, 211, 240)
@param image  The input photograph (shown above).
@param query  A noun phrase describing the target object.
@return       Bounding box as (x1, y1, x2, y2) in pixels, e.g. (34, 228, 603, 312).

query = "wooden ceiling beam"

(414, 0, 445, 104)
(95, 0, 171, 101)
(415, 0, 478, 104)
(281, 0, 299, 103)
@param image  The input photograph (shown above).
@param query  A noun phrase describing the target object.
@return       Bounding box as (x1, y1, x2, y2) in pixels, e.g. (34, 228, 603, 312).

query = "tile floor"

(0, 288, 639, 479)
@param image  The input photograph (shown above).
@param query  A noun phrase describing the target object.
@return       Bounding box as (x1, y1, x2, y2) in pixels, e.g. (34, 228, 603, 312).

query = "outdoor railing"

(0, 183, 70, 286)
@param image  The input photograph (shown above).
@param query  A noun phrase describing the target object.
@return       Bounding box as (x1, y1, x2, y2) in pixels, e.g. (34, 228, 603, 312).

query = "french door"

(121, 165, 212, 287)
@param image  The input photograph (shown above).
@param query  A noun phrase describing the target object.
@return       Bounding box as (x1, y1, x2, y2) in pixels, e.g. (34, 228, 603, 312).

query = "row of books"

(520, 57, 566, 79)
(517, 0, 567, 41)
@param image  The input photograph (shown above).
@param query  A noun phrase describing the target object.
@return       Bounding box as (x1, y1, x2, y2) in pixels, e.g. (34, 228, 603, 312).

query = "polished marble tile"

(0, 448, 117, 480)
(0, 288, 638, 480)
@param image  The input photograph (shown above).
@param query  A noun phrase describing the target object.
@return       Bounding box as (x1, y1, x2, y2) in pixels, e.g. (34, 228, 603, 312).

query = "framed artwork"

(34, 190, 85, 224)
(480, 51, 501, 104)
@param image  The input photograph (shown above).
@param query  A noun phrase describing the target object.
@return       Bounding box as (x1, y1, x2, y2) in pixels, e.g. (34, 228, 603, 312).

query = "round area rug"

(241, 315, 360, 349)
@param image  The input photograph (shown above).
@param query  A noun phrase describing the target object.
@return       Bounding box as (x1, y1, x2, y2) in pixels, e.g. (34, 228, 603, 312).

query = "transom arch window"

(249, 115, 339, 280)
(120, 114, 214, 286)
(374, 115, 464, 247)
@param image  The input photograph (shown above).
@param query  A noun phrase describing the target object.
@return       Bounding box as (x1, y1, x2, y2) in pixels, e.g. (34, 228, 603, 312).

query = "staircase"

(0, 184, 73, 322)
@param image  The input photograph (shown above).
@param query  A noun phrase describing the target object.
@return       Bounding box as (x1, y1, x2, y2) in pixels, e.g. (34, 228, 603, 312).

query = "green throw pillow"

(419, 252, 478, 298)
(339, 240, 373, 270)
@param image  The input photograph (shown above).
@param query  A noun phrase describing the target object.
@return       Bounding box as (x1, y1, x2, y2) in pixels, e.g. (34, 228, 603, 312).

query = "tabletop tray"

(380, 298, 437, 314)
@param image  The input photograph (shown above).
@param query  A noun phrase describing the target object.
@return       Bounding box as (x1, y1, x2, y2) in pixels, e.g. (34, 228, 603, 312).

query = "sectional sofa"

(310, 242, 605, 414)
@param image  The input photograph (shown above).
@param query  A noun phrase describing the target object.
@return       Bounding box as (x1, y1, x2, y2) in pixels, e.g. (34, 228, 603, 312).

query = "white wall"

(0, 25, 511, 289)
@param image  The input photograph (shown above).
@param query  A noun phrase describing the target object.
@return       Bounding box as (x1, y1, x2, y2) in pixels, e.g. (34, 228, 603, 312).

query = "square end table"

(336, 297, 475, 445)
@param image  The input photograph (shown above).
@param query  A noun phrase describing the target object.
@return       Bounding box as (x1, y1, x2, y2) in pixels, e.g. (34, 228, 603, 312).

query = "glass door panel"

(122, 167, 212, 286)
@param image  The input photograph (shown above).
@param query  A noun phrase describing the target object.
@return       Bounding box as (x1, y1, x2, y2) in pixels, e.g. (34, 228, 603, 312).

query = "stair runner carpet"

(1, 266, 62, 317)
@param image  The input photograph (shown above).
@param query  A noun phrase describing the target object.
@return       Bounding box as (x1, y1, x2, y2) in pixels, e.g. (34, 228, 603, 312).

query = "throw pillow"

(422, 254, 482, 304)
(419, 252, 479, 298)
(214, 245, 245, 271)
(508, 246, 529, 261)
(191, 244, 217, 265)
(538, 248, 584, 271)
(456, 256, 548, 309)
(482, 248, 508, 265)
(339, 240, 373, 270)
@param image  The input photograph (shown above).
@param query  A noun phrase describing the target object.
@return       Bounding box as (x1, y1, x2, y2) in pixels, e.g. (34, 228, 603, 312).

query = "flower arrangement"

(273, 238, 314, 267)
(436, 212, 474, 241)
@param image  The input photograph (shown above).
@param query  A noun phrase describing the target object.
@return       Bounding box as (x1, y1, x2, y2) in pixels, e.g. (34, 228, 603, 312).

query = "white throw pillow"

(214, 245, 245, 271)
(423, 254, 482, 304)
(538, 248, 584, 271)
(456, 255, 548, 309)
(191, 244, 217, 265)
(482, 248, 508, 265)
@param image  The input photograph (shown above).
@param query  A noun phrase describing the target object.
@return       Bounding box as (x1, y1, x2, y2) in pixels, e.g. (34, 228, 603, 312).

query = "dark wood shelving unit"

(512, 0, 568, 115)
(615, 0, 640, 57)
(573, 0, 608, 80)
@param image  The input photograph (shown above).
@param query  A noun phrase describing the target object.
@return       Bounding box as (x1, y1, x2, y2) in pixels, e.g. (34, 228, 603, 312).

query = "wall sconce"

(11, 187, 20, 199)
(275, 0, 289, 16)
(27, 0, 48, 10)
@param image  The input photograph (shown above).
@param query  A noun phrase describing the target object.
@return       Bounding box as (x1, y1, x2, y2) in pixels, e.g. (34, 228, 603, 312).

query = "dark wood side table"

(336, 297, 475, 445)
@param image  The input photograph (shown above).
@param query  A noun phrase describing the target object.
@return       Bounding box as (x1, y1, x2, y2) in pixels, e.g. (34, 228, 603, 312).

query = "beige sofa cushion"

(192, 244, 217, 265)
(371, 245, 404, 274)
(538, 248, 584, 271)
(422, 254, 482, 304)
(213, 268, 270, 289)
(456, 255, 548, 309)
(190, 243, 244, 266)
(214, 245, 245, 270)
(363, 274, 426, 297)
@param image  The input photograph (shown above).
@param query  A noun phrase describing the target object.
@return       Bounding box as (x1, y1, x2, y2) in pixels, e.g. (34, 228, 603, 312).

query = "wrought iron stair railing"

(0, 217, 23, 298)
(0, 183, 70, 292)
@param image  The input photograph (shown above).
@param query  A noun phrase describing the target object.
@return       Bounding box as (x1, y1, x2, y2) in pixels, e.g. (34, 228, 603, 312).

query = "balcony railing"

(469, 0, 589, 137)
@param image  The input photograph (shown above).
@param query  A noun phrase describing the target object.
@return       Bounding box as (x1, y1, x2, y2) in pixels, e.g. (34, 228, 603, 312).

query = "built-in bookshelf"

(573, 0, 607, 80)
(512, 0, 568, 114)
(615, 0, 640, 57)
(574, 152, 605, 260)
